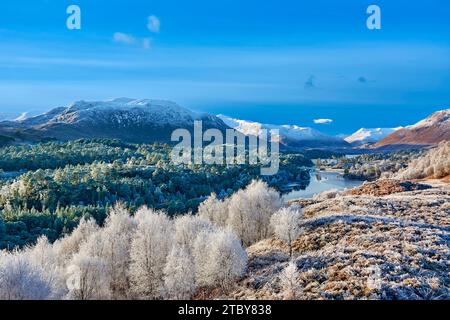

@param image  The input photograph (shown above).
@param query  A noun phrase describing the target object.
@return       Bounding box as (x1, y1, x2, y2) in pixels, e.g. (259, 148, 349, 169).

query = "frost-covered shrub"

(53, 217, 99, 266)
(78, 204, 137, 299)
(279, 261, 301, 300)
(174, 215, 214, 252)
(0, 196, 252, 300)
(188, 222, 248, 292)
(198, 193, 229, 228)
(227, 180, 282, 246)
(163, 246, 196, 299)
(193, 229, 247, 292)
(270, 208, 304, 257)
(66, 253, 110, 300)
(0, 251, 54, 300)
(129, 207, 174, 299)
(25, 236, 66, 298)
(395, 142, 450, 180)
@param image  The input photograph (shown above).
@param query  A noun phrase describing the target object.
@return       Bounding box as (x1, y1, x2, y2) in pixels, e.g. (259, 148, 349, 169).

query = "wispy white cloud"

(113, 32, 137, 45)
(314, 118, 333, 124)
(147, 15, 161, 33)
(113, 33, 151, 50)
(112, 15, 159, 49)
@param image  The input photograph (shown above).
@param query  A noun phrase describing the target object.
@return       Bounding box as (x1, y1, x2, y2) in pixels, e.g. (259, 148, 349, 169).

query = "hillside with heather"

(225, 143, 450, 300)
(375, 110, 450, 148)
(229, 183, 449, 299)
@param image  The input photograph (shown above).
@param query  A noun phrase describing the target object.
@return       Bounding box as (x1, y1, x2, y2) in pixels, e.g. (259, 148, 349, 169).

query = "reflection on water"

(283, 170, 364, 201)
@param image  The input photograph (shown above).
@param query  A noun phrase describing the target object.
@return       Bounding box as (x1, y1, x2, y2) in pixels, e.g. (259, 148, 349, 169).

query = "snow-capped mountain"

(19, 98, 220, 127)
(0, 98, 229, 144)
(407, 109, 450, 130)
(375, 109, 450, 148)
(345, 127, 402, 145)
(3, 100, 446, 151)
(217, 115, 350, 149)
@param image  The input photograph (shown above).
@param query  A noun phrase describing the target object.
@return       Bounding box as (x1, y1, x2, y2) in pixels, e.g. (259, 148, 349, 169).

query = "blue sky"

(0, 0, 449, 134)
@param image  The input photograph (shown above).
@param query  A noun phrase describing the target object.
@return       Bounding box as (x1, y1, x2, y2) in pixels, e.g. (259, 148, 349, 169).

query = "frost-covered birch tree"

(270, 208, 303, 257)
(129, 207, 174, 299)
(163, 246, 196, 300)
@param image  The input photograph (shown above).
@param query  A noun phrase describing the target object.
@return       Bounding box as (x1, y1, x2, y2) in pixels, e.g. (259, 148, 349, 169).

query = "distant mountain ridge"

(375, 109, 450, 148)
(218, 115, 350, 149)
(345, 127, 403, 145)
(0, 100, 448, 150)
(0, 98, 228, 144)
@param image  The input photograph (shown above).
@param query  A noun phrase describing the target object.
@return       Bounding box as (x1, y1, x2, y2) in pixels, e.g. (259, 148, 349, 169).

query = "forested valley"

(0, 139, 313, 249)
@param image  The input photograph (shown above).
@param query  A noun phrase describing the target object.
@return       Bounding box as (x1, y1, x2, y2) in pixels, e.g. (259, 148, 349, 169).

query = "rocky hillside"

(224, 143, 450, 300)
(375, 109, 450, 148)
(227, 183, 450, 300)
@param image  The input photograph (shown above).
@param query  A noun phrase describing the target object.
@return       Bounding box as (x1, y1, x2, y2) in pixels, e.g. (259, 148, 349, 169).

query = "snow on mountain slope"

(375, 109, 450, 148)
(218, 115, 265, 137)
(406, 109, 450, 130)
(218, 115, 349, 149)
(2, 98, 229, 143)
(14, 112, 29, 121)
(345, 127, 402, 145)
(22, 98, 211, 127)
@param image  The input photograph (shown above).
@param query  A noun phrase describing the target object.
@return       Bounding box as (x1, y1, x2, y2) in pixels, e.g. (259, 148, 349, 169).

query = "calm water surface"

(283, 170, 364, 201)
